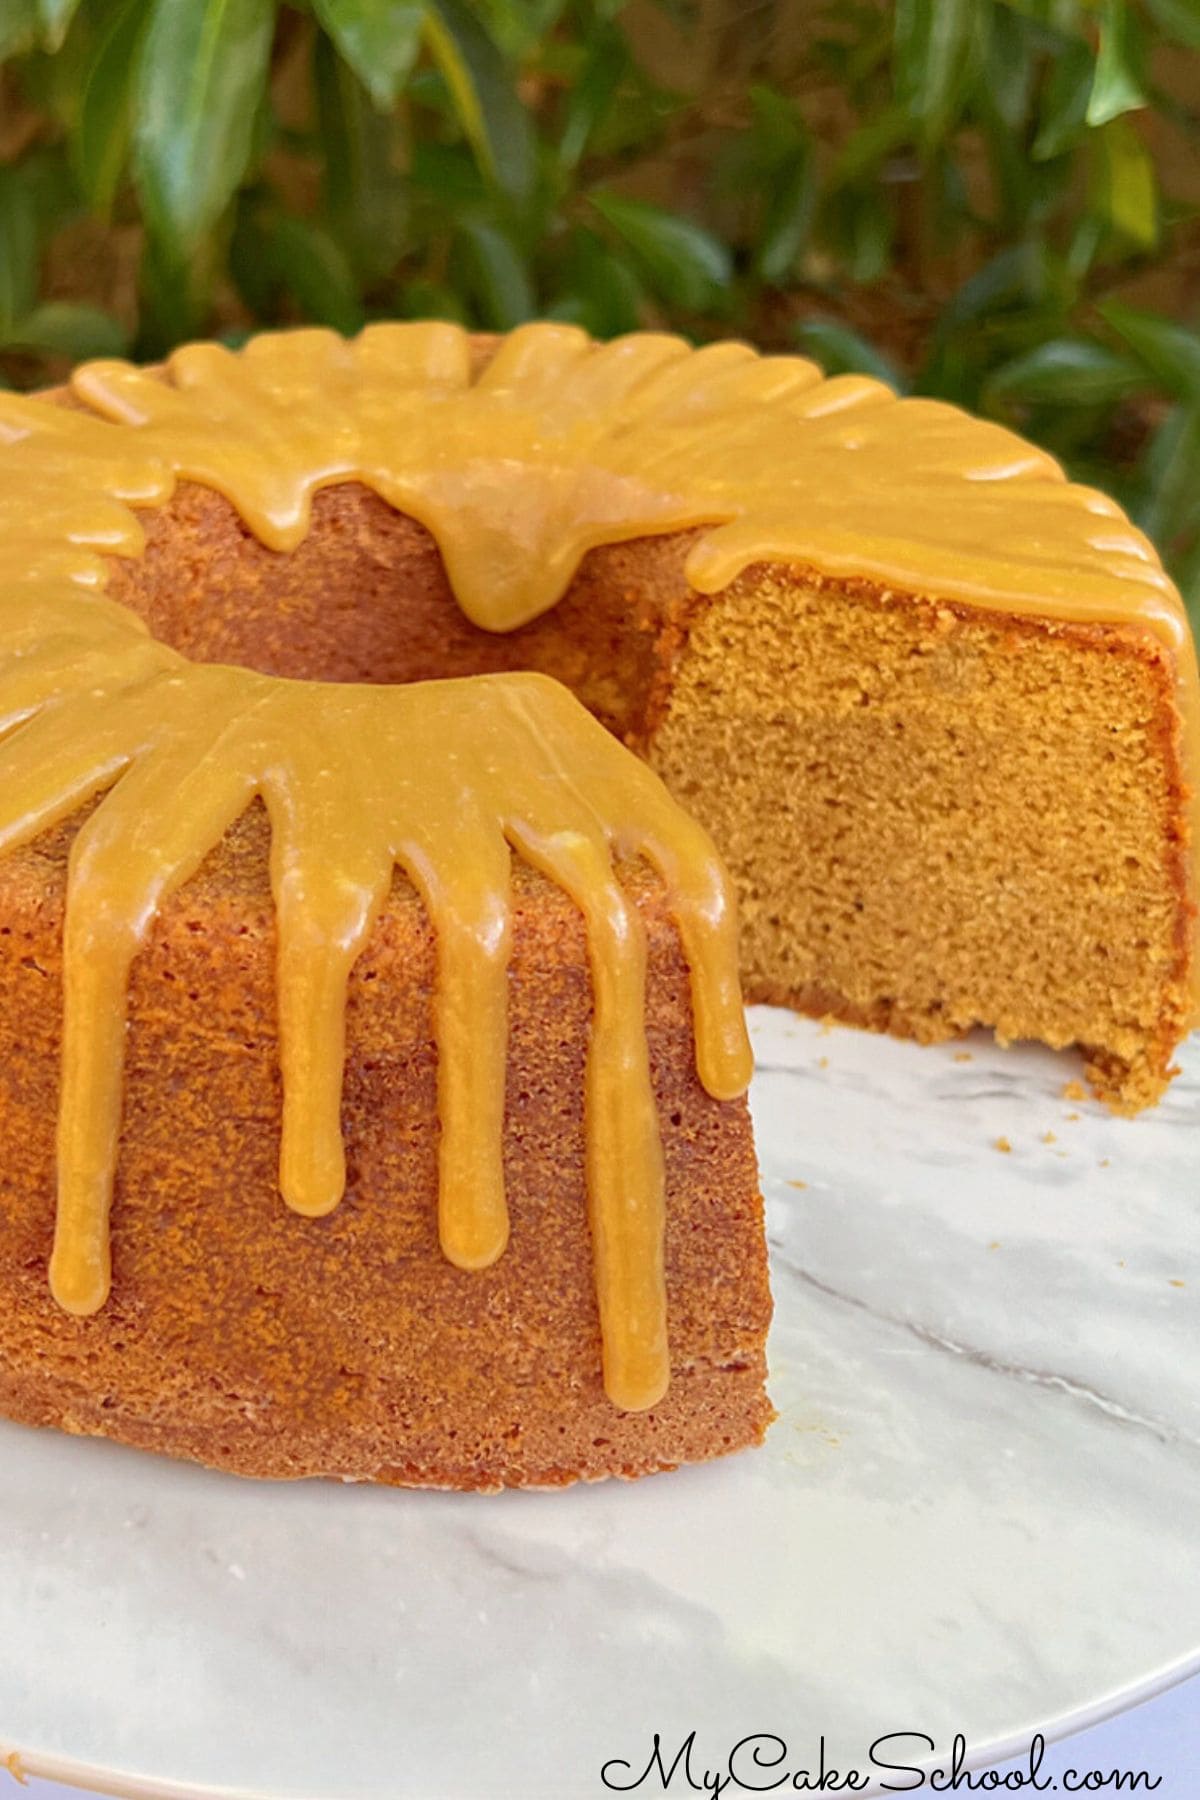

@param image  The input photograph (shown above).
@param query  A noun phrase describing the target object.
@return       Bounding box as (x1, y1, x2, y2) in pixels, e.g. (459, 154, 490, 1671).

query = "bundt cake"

(0, 321, 1193, 1489)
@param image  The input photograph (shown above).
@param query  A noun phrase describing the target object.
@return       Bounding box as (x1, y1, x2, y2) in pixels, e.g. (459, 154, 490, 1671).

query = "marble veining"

(0, 1010, 1196, 1799)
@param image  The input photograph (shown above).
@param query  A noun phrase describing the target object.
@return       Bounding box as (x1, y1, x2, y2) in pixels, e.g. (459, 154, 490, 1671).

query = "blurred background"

(1, 0, 1198, 604)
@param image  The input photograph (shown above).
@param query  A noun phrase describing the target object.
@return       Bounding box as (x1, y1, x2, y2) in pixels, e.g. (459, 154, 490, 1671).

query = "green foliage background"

(2, 0, 1200, 602)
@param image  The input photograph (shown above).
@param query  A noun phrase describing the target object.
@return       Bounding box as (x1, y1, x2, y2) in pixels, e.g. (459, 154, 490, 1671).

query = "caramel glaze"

(0, 320, 1195, 1411)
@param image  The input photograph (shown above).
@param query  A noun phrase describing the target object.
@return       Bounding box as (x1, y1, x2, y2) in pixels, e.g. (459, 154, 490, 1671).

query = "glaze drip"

(0, 321, 1195, 1410)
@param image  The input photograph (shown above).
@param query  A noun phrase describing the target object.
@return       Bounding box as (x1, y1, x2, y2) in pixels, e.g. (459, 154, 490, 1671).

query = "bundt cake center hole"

(108, 481, 525, 688)
(104, 478, 693, 744)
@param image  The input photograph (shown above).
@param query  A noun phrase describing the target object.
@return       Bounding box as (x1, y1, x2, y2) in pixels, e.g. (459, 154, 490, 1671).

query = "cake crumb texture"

(650, 567, 1193, 1112)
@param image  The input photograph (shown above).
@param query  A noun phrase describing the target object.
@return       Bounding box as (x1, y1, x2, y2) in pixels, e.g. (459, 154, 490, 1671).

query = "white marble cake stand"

(0, 1008, 1197, 1799)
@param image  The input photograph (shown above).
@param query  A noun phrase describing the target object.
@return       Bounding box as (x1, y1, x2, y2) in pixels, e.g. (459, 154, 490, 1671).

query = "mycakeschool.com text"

(598, 1731, 1163, 1794)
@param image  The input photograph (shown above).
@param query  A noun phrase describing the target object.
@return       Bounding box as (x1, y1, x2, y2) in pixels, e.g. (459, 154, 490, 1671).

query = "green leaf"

(755, 141, 814, 286)
(397, 277, 468, 323)
(0, 0, 37, 58)
(1065, 211, 1103, 281)
(1032, 38, 1093, 161)
(931, 241, 1067, 337)
(231, 202, 369, 335)
(314, 36, 408, 282)
(475, 0, 565, 58)
(928, 243, 1065, 394)
(30, 2, 93, 127)
(137, 230, 215, 352)
(930, 144, 974, 240)
(590, 192, 731, 312)
(1136, 403, 1200, 546)
(455, 217, 535, 329)
(893, 0, 974, 149)
(792, 318, 905, 388)
(749, 84, 807, 156)
(423, 0, 535, 205)
(1100, 301, 1200, 399)
(1174, 537, 1200, 625)
(267, 215, 365, 336)
(982, 2, 1037, 132)
(829, 104, 910, 186)
(134, 0, 275, 261)
(1086, 0, 1145, 126)
(819, 185, 894, 284)
(14, 148, 80, 239)
(984, 338, 1145, 407)
(554, 227, 642, 337)
(313, 0, 424, 111)
(1092, 115, 1158, 248)
(411, 139, 487, 209)
(581, 66, 678, 166)
(975, 90, 1033, 230)
(37, 0, 82, 49)
(713, 115, 767, 202)
(228, 202, 276, 316)
(0, 170, 38, 337)
(559, 22, 625, 170)
(71, 0, 151, 217)
(5, 300, 129, 358)
(1142, 0, 1200, 49)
